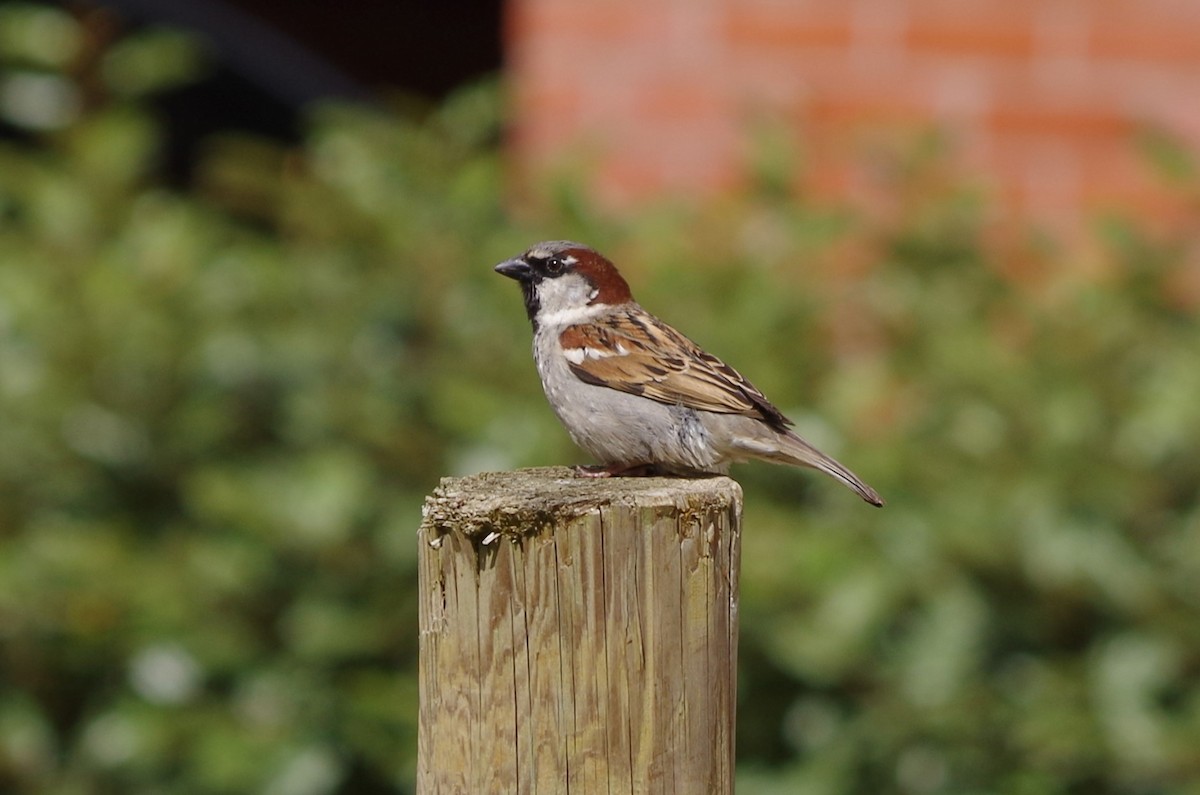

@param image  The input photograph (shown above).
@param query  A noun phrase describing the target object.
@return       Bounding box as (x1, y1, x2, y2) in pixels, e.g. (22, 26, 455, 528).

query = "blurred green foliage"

(3, 5, 1200, 794)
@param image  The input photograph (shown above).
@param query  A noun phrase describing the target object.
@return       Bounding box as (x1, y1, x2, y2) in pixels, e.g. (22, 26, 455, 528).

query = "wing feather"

(559, 313, 793, 430)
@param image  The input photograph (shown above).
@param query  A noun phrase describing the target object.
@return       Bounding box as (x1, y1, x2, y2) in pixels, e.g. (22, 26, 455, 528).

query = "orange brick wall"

(505, 0, 1200, 228)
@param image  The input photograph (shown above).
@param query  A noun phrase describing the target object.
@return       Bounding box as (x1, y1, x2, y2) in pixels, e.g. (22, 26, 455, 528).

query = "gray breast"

(531, 325, 722, 472)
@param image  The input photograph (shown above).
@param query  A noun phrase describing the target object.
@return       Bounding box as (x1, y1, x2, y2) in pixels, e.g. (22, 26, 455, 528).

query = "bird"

(494, 241, 884, 507)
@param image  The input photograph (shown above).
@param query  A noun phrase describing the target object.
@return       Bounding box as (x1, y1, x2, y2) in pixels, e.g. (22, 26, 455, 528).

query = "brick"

(1031, 1, 1090, 57)
(633, 77, 727, 121)
(513, 1, 665, 40)
(1088, 6, 1200, 63)
(726, 47, 849, 100)
(725, 4, 853, 50)
(925, 64, 993, 121)
(905, 19, 1037, 58)
(985, 106, 1134, 139)
(801, 73, 931, 129)
(806, 98, 928, 129)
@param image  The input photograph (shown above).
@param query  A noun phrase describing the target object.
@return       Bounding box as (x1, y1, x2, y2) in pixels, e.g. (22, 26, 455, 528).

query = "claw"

(573, 463, 659, 478)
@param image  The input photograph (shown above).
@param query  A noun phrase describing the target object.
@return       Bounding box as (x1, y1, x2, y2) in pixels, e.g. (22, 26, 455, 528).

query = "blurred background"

(1, 1, 1199, 793)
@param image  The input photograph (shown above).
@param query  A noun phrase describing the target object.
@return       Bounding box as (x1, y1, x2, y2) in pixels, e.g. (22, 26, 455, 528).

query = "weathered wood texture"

(417, 467, 743, 795)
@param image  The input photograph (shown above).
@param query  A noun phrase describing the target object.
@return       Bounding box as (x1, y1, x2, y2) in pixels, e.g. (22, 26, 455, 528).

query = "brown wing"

(559, 311, 793, 430)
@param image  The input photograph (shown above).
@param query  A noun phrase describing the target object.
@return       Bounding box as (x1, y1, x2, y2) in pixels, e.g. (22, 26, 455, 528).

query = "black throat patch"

(521, 282, 540, 329)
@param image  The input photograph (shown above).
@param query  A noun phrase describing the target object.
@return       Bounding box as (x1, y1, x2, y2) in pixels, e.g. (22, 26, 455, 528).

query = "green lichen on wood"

(420, 467, 741, 544)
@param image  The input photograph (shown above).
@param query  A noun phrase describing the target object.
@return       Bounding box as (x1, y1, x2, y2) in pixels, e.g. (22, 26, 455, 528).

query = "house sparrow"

(494, 241, 884, 506)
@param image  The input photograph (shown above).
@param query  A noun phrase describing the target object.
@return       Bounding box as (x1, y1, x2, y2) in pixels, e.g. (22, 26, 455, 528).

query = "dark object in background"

(30, 0, 503, 180)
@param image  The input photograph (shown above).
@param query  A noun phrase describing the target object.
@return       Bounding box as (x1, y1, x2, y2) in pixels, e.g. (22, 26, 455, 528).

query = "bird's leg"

(573, 463, 659, 478)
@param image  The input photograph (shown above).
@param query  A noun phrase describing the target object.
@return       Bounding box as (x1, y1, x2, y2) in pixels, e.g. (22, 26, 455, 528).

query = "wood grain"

(417, 467, 742, 794)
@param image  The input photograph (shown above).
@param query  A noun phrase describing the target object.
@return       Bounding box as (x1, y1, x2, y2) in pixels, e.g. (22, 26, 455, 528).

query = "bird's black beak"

(494, 257, 533, 282)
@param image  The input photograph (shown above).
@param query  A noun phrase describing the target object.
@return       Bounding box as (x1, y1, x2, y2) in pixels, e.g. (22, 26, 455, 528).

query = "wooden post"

(417, 466, 742, 794)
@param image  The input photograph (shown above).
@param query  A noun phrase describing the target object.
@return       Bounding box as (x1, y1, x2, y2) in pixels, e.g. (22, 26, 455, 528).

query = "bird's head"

(495, 241, 633, 327)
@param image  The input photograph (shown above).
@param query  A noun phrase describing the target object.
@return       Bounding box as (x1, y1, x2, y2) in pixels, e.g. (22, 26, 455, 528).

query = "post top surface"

(421, 467, 742, 539)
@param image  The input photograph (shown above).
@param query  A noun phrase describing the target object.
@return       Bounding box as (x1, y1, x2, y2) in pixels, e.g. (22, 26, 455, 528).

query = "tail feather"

(735, 431, 885, 507)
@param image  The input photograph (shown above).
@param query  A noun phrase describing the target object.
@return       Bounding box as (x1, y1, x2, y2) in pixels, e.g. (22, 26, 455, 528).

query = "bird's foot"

(573, 463, 659, 478)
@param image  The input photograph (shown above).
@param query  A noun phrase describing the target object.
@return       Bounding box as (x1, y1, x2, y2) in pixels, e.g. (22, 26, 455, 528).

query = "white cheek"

(535, 274, 606, 326)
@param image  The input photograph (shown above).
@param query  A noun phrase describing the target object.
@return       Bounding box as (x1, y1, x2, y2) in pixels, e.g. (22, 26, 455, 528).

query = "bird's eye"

(544, 257, 564, 274)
